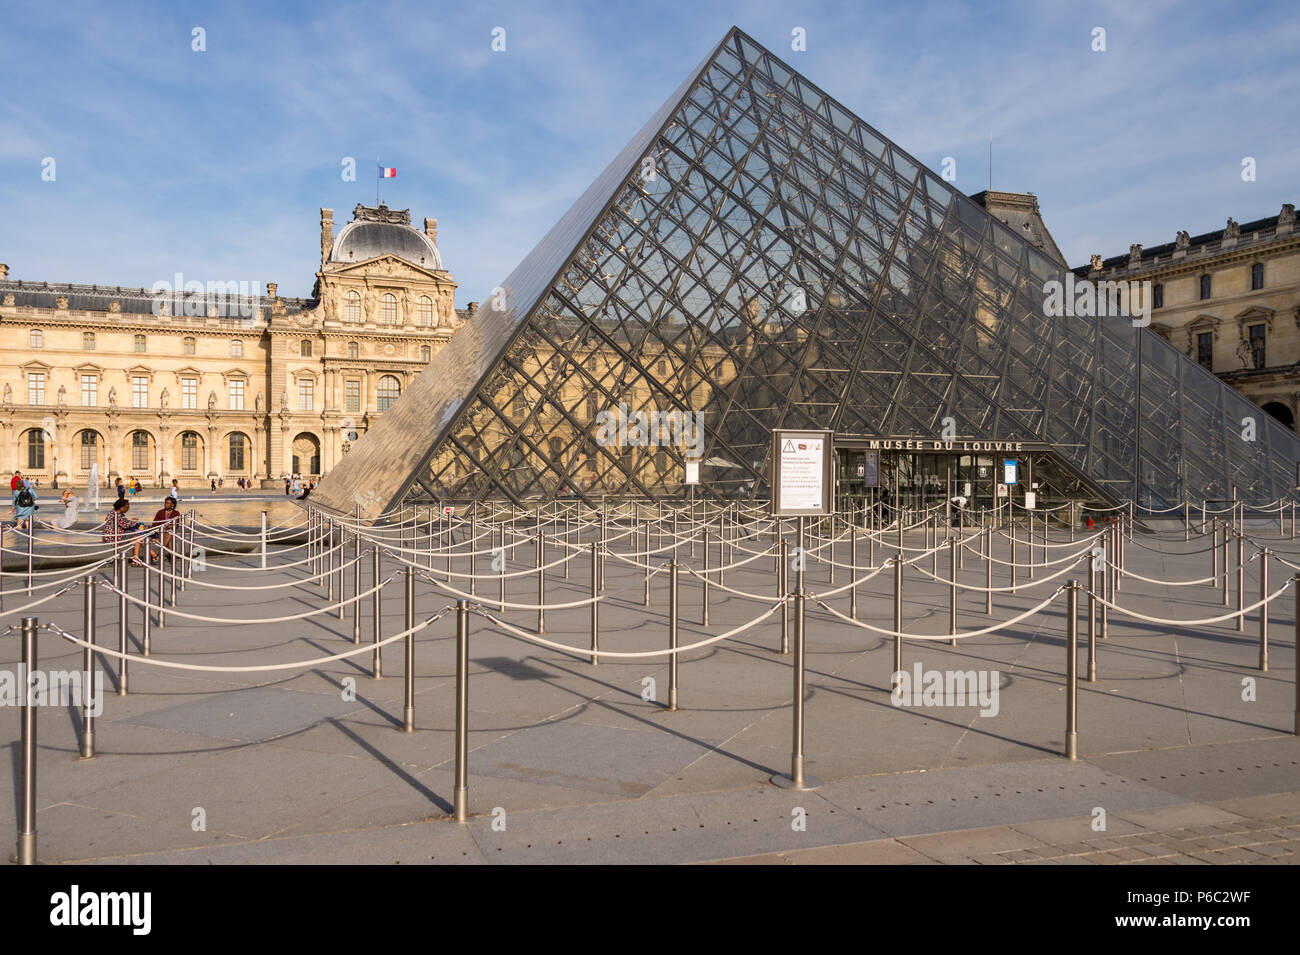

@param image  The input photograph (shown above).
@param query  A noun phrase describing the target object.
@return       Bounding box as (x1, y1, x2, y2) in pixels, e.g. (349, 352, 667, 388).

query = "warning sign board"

(770, 429, 834, 516)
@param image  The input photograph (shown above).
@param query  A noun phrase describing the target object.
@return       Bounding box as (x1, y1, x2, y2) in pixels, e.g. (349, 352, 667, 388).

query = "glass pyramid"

(313, 27, 1300, 518)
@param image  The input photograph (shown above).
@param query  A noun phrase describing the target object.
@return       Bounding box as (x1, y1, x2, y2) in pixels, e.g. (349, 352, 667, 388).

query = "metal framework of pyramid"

(314, 26, 1300, 519)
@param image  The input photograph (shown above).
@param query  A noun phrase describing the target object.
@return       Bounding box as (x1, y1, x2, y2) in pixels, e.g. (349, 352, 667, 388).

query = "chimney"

(424, 217, 438, 244)
(320, 208, 334, 268)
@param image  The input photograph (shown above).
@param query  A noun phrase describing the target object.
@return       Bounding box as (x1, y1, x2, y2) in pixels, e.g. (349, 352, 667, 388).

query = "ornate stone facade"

(0, 204, 479, 487)
(1077, 203, 1300, 430)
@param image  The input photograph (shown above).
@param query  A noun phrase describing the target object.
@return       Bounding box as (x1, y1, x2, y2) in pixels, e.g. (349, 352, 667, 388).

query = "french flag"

(378, 165, 396, 178)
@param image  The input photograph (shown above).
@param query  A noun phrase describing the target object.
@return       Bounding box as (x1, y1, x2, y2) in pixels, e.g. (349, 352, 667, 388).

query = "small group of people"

(284, 474, 315, 500)
(99, 496, 182, 565)
(114, 477, 145, 500)
(8, 469, 85, 533)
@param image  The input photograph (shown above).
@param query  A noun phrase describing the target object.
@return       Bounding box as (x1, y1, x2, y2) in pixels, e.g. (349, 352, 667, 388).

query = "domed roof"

(329, 204, 443, 270)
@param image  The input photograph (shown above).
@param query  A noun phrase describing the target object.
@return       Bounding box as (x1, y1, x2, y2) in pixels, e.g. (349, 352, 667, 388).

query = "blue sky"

(2, 0, 1297, 300)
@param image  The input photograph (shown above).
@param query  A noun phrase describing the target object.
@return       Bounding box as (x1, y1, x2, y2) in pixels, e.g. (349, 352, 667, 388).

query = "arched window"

(300, 340, 313, 357)
(229, 433, 247, 471)
(348, 341, 359, 359)
(420, 345, 431, 362)
(344, 290, 361, 322)
(131, 431, 150, 470)
(230, 339, 243, 358)
(1252, 262, 1264, 290)
(380, 292, 398, 325)
(377, 375, 401, 412)
(181, 432, 199, 471)
(28, 329, 42, 348)
(25, 429, 44, 469)
(79, 431, 98, 470)
(183, 337, 196, 355)
(417, 296, 434, 325)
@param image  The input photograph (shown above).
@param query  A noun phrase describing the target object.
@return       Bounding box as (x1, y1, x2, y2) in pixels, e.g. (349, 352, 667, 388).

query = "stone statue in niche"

(255, 391, 264, 414)
(107, 386, 117, 408)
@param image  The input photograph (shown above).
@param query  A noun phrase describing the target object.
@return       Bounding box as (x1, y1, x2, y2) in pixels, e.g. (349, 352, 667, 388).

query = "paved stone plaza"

(1, 507, 1297, 865)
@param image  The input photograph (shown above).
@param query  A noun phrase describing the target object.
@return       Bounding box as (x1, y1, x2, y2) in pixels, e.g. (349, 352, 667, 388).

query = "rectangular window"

(134, 334, 147, 353)
(1196, 332, 1213, 370)
(181, 435, 198, 470)
(182, 377, 197, 409)
(80, 434, 97, 470)
(298, 378, 314, 411)
(132, 376, 148, 408)
(184, 337, 196, 356)
(345, 379, 360, 413)
(81, 374, 97, 407)
(1200, 274, 1212, 300)
(229, 379, 245, 410)
(132, 435, 149, 470)
(1249, 324, 1266, 370)
(29, 329, 42, 348)
(27, 372, 45, 405)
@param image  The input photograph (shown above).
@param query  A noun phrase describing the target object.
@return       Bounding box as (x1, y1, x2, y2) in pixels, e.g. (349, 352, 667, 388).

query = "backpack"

(16, 488, 34, 508)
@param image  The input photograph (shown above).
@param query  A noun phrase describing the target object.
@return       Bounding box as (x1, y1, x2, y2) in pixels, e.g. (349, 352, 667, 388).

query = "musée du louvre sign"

(863, 438, 1030, 453)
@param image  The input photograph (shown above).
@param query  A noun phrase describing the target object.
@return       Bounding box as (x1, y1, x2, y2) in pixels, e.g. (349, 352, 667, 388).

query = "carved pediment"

(327, 255, 442, 283)
(73, 362, 105, 376)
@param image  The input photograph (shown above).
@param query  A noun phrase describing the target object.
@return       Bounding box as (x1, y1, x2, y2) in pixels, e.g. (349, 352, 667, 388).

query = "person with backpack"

(13, 480, 37, 532)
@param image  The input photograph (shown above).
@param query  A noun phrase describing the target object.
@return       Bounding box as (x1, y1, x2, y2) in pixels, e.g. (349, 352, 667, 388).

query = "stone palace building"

(0, 204, 478, 488)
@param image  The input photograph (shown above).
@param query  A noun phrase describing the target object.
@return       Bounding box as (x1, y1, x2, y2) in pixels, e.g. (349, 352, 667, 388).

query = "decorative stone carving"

(255, 391, 264, 414)
(1089, 253, 1103, 271)
(107, 386, 117, 408)
(56, 295, 68, 309)
(352, 202, 410, 226)
(1236, 338, 1252, 368)
(57, 384, 66, 406)
(1175, 230, 1190, 250)
(3, 294, 14, 306)
(158, 299, 170, 316)
(207, 390, 217, 410)
(1128, 243, 1142, 265)
(280, 389, 289, 410)
(159, 387, 169, 409)
(424, 218, 438, 244)
(321, 208, 334, 267)
(1224, 218, 1240, 239)
(2, 383, 11, 404)
(108, 299, 120, 312)
(363, 289, 376, 321)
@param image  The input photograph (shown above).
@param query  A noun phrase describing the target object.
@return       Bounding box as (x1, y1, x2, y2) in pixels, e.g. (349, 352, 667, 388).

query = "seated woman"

(48, 489, 78, 530)
(99, 499, 156, 564)
(152, 496, 182, 551)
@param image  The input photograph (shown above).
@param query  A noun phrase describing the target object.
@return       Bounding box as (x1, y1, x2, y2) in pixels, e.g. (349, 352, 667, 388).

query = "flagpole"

(376, 157, 380, 205)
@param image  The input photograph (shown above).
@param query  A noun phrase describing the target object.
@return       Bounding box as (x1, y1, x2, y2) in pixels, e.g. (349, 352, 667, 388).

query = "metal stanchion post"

(589, 541, 599, 666)
(81, 576, 96, 758)
(118, 550, 129, 695)
(828, 515, 836, 586)
(470, 507, 478, 594)
(26, 523, 33, 595)
(403, 565, 414, 731)
(1236, 532, 1244, 632)
(141, 541, 152, 656)
(701, 527, 710, 626)
(1100, 528, 1110, 641)
(643, 520, 650, 607)
(849, 523, 857, 620)
(1222, 523, 1230, 606)
(352, 537, 362, 642)
(984, 525, 993, 615)
(1294, 577, 1300, 736)
(949, 533, 957, 647)
(779, 539, 789, 654)
(772, 516, 819, 790)
(536, 531, 545, 634)
(1087, 558, 1097, 682)
(16, 616, 38, 864)
(453, 599, 469, 823)
(372, 547, 383, 678)
(260, 510, 267, 569)
(1065, 582, 1078, 760)
(893, 555, 903, 687)
(668, 559, 679, 711)
(497, 525, 505, 612)
(1009, 518, 1017, 593)
(1258, 549, 1269, 671)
